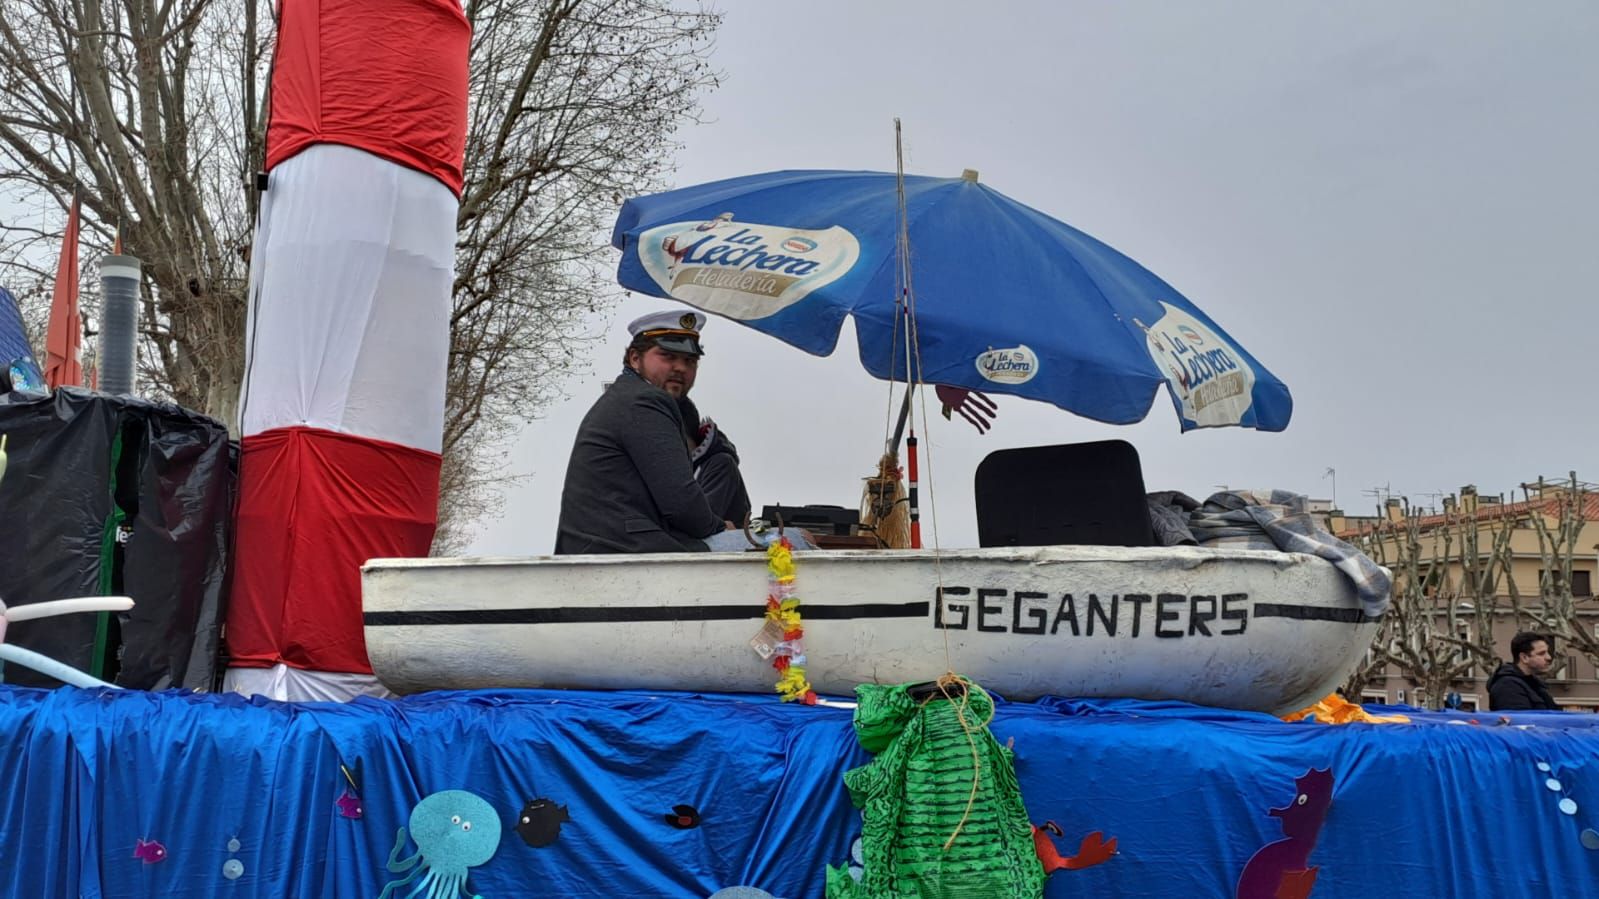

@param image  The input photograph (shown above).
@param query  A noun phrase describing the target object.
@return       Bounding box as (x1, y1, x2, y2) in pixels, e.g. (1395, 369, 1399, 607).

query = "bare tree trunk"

(1518, 474, 1599, 669)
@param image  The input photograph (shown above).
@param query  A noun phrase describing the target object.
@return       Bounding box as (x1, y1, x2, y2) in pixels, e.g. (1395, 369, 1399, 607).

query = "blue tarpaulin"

(1, 685, 1596, 897)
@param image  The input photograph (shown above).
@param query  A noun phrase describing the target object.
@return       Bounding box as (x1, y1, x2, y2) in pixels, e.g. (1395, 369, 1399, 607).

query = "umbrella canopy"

(613, 170, 1291, 431)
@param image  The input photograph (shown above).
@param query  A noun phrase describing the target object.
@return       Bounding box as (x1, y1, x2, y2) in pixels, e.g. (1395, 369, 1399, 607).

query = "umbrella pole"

(887, 384, 913, 457)
(859, 386, 919, 549)
(885, 386, 923, 550)
(906, 431, 921, 549)
(891, 119, 922, 549)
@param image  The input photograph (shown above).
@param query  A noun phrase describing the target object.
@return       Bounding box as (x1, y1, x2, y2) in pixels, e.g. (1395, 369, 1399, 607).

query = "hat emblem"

(679, 313, 697, 329)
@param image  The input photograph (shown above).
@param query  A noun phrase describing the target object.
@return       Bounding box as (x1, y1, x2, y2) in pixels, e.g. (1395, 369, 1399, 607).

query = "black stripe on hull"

(1252, 603, 1382, 624)
(364, 601, 931, 627)
(365, 601, 1378, 628)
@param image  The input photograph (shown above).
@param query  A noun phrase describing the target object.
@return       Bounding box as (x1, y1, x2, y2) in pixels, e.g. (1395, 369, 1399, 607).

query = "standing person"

(1487, 632, 1563, 711)
(555, 311, 727, 554)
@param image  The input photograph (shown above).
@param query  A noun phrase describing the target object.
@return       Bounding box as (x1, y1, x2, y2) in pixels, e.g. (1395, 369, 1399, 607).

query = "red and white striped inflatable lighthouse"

(225, 0, 468, 700)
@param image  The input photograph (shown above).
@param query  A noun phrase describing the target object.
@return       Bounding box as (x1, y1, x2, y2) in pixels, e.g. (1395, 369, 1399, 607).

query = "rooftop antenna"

(1361, 483, 1393, 511)
(1322, 467, 1337, 509)
(1416, 491, 1448, 515)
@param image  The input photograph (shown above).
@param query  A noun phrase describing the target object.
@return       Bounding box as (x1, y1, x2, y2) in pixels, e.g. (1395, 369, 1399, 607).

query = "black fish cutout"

(665, 804, 701, 829)
(516, 798, 571, 848)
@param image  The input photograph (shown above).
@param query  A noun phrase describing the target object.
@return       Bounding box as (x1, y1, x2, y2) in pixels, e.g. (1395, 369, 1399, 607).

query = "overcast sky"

(470, 1, 1599, 555)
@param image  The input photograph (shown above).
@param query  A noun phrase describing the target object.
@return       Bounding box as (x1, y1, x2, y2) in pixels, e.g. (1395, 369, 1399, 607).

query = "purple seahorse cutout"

(1236, 768, 1334, 899)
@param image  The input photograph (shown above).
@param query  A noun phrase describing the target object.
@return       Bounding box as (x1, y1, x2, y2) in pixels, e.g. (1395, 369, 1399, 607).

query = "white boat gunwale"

(363, 544, 1352, 572)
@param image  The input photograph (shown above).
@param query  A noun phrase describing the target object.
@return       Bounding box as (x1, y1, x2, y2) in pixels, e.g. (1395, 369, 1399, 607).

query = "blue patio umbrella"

(612, 169, 1291, 432)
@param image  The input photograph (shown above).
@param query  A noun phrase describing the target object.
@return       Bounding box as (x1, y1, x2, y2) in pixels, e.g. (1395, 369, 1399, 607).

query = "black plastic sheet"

(0, 388, 232, 689)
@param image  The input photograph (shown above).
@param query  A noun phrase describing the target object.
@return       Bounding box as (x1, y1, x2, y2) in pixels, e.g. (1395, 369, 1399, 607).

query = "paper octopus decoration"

(381, 790, 501, 899)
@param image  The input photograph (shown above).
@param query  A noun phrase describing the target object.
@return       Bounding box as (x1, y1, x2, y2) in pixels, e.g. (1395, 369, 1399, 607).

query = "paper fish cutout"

(1236, 768, 1334, 899)
(516, 797, 571, 848)
(665, 804, 701, 829)
(133, 838, 167, 864)
(336, 788, 363, 819)
(1032, 822, 1117, 873)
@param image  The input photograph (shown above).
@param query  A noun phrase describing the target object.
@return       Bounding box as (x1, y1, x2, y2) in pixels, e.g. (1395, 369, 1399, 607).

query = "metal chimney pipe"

(98, 254, 141, 395)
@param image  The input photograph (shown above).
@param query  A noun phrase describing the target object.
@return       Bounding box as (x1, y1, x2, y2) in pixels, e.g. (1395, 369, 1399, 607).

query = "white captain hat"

(627, 310, 706, 356)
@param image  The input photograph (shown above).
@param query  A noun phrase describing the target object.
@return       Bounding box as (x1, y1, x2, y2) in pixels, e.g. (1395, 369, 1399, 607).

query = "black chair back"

(975, 440, 1154, 548)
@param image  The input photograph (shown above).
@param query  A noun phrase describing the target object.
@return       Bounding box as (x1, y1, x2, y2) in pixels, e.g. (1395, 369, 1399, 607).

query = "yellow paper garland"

(765, 538, 815, 704)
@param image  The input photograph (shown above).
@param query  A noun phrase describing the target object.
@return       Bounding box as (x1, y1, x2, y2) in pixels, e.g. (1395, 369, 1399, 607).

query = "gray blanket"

(1152, 489, 1391, 619)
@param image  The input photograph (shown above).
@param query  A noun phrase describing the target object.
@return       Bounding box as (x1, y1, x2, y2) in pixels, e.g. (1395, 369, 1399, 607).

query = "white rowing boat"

(362, 544, 1379, 713)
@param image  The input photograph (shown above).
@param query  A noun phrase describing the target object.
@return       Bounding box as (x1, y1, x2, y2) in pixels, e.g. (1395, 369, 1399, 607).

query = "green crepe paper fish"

(826, 679, 1044, 899)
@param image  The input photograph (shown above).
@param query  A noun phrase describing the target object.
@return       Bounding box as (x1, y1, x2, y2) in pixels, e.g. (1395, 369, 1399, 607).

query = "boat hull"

(362, 546, 1380, 713)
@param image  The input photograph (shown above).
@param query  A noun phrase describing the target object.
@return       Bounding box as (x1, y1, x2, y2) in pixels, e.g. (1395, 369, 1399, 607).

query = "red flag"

(44, 195, 82, 389)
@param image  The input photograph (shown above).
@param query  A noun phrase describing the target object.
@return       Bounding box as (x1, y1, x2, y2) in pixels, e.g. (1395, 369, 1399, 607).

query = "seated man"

(555, 311, 727, 553)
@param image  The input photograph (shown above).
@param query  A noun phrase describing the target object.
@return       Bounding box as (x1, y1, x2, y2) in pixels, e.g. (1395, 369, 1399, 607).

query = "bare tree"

(0, 0, 259, 421)
(436, 0, 720, 551)
(1445, 501, 1520, 672)
(0, 0, 721, 552)
(1508, 473, 1599, 674)
(1338, 612, 1390, 701)
(1352, 499, 1520, 708)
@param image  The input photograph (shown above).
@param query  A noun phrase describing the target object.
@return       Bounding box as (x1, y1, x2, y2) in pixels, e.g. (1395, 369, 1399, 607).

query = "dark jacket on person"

(555, 369, 723, 554)
(1487, 662, 1561, 711)
(690, 419, 751, 526)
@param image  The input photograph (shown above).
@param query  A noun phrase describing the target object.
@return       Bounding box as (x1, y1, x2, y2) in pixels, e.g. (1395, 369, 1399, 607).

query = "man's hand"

(935, 384, 998, 434)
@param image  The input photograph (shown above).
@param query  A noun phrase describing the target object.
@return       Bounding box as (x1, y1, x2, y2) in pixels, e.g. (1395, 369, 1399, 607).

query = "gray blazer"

(555, 370, 724, 553)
